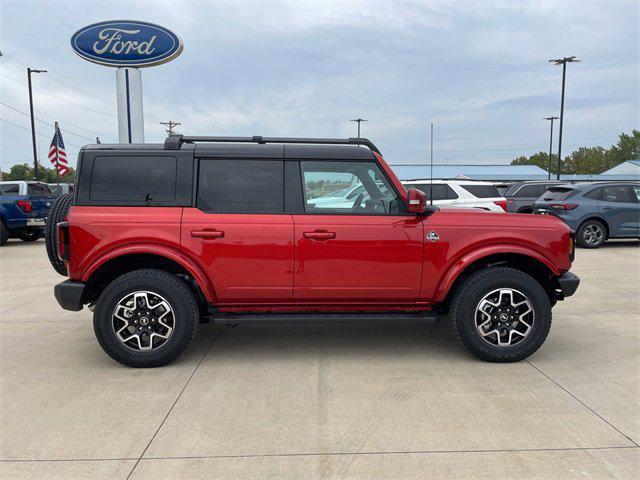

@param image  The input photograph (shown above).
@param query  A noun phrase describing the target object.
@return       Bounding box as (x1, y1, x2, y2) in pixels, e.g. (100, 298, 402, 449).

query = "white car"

(402, 180, 507, 212)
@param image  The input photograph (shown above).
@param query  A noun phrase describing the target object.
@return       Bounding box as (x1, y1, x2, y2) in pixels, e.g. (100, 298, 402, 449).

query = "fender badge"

(427, 230, 440, 242)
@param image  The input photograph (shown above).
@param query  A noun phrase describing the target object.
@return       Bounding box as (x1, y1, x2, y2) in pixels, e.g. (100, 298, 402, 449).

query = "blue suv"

(0, 181, 55, 246)
(534, 182, 640, 248)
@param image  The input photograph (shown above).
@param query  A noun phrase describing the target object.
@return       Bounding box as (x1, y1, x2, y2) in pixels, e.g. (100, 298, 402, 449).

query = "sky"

(1, 0, 638, 173)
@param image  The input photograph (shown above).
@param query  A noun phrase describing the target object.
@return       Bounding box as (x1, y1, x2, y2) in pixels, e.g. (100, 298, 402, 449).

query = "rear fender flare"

(434, 244, 560, 302)
(81, 244, 216, 302)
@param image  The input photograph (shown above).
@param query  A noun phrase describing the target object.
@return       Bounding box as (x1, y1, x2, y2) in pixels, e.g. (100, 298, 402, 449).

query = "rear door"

(598, 185, 640, 237)
(181, 157, 294, 303)
(293, 160, 423, 302)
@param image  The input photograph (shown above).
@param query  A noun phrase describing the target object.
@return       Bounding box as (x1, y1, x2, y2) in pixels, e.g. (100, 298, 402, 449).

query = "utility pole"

(160, 120, 181, 136)
(543, 116, 559, 180)
(350, 118, 368, 138)
(27, 67, 47, 180)
(549, 56, 580, 180)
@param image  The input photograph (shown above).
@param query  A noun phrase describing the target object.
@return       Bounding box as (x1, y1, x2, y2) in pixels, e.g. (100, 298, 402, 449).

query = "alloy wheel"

(583, 224, 604, 246)
(475, 288, 535, 347)
(112, 291, 174, 351)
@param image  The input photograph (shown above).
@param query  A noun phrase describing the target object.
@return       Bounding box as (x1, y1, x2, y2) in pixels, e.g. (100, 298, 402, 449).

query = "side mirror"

(407, 188, 427, 214)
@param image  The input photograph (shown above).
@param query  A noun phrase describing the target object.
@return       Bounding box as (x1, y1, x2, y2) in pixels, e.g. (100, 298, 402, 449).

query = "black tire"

(576, 219, 606, 249)
(93, 269, 199, 368)
(18, 229, 42, 242)
(45, 193, 73, 275)
(0, 220, 8, 247)
(450, 267, 552, 362)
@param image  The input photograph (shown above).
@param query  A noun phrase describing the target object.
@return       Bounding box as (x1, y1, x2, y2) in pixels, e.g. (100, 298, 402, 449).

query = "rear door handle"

(191, 229, 225, 239)
(303, 230, 336, 240)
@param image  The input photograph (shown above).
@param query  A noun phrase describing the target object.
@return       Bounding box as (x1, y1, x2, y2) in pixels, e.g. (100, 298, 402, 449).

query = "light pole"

(350, 118, 368, 138)
(543, 116, 559, 180)
(549, 56, 580, 180)
(27, 67, 47, 180)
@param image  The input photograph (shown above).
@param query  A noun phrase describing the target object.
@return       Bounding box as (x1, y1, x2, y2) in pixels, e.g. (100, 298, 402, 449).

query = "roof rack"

(163, 134, 381, 155)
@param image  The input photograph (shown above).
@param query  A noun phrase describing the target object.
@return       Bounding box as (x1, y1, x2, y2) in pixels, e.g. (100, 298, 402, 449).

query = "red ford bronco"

(47, 135, 579, 367)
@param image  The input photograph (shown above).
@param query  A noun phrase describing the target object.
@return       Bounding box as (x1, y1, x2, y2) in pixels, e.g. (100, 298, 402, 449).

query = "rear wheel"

(93, 269, 199, 368)
(18, 229, 42, 242)
(450, 267, 551, 362)
(45, 193, 73, 275)
(576, 219, 606, 248)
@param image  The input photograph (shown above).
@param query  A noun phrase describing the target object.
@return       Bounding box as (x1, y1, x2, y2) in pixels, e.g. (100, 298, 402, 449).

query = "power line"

(2, 52, 165, 122)
(3, 52, 115, 107)
(0, 72, 117, 118)
(0, 117, 84, 148)
(0, 94, 114, 140)
(1, 101, 97, 142)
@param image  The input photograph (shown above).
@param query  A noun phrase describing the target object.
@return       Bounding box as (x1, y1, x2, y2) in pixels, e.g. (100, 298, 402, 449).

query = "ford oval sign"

(71, 20, 183, 68)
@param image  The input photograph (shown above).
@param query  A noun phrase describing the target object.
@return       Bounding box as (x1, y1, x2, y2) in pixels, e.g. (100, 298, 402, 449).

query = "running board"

(204, 310, 441, 324)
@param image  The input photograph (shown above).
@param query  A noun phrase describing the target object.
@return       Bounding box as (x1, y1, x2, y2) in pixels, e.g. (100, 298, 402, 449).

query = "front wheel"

(18, 229, 42, 242)
(450, 267, 551, 362)
(93, 269, 199, 368)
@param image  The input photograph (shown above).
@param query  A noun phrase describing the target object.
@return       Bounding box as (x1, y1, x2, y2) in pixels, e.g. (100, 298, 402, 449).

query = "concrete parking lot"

(1, 239, 638, 479)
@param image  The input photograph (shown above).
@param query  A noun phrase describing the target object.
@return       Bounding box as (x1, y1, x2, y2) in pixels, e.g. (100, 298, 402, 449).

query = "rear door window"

(90, 156, 177, 202)
(27, 183, 51, 197)
(514, 185, 540, 197)
(460, 184, 500, 198)
(197, 159, 284, 213)
(0, 183, 20, 195)
(600, 186, 636, 203)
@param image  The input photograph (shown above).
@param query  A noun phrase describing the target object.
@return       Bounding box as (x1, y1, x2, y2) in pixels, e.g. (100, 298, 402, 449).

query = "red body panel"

(68, 207, 182, 280)
(181, 208, 294, 302)
(67, 157, 573, 312)
(418, 210, 571, 302)
(292, 214, 423, 301)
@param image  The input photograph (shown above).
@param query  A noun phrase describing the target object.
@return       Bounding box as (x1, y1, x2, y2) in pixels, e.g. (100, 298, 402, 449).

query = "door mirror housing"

(407, 188, 427, 214)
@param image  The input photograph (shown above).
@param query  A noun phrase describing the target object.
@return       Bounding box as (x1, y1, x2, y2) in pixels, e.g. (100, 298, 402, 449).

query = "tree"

(563, 147, 610, 175)
(510, 151, 562, 174)
(4, 163, 75, 183)
(510, 130, 639, 175)
(608, 130, 640, 170)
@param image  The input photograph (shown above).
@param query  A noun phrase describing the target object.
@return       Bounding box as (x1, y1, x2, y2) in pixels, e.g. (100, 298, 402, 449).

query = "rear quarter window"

(89, 156, 177, 202)
(460, 184, 501, 198)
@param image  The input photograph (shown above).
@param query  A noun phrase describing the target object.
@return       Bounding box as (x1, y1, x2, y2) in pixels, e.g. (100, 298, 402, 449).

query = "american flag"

(48, 123, 69, 177)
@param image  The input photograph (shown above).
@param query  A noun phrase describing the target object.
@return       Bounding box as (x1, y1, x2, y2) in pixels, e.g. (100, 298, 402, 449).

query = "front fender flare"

(81, 244, 216, 302)
(434, 244, 561, 302)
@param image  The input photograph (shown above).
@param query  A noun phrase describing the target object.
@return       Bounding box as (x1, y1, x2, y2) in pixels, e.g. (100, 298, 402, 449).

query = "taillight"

(57, 222, 70, 262)
(550, 203, 578, 210)
(493, 200, 507, 211)
(17, 200, 32, 213)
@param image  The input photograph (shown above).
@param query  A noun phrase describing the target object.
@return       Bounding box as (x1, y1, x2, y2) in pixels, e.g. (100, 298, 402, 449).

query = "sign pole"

(116, 67, 145, 143)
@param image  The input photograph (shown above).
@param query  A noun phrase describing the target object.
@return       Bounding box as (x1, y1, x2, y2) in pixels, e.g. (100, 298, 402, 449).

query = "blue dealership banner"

(71, 20, 183, 67)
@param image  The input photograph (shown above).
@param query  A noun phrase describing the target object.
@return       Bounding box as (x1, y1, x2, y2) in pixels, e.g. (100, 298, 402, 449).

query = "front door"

(293, 160, 423, 302)
(181, 158, 294, 303)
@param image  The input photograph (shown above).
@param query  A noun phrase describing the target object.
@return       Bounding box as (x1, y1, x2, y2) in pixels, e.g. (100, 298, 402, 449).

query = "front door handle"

(303, 230, 336, 240)
(191, 229, 225, 239)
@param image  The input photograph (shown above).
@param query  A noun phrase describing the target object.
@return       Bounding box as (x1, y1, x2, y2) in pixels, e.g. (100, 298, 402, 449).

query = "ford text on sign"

(71, 20, 183, 67)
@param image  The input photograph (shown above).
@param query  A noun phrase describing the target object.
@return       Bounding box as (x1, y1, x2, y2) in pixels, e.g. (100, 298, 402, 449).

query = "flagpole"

(54, 122, 60, 189)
